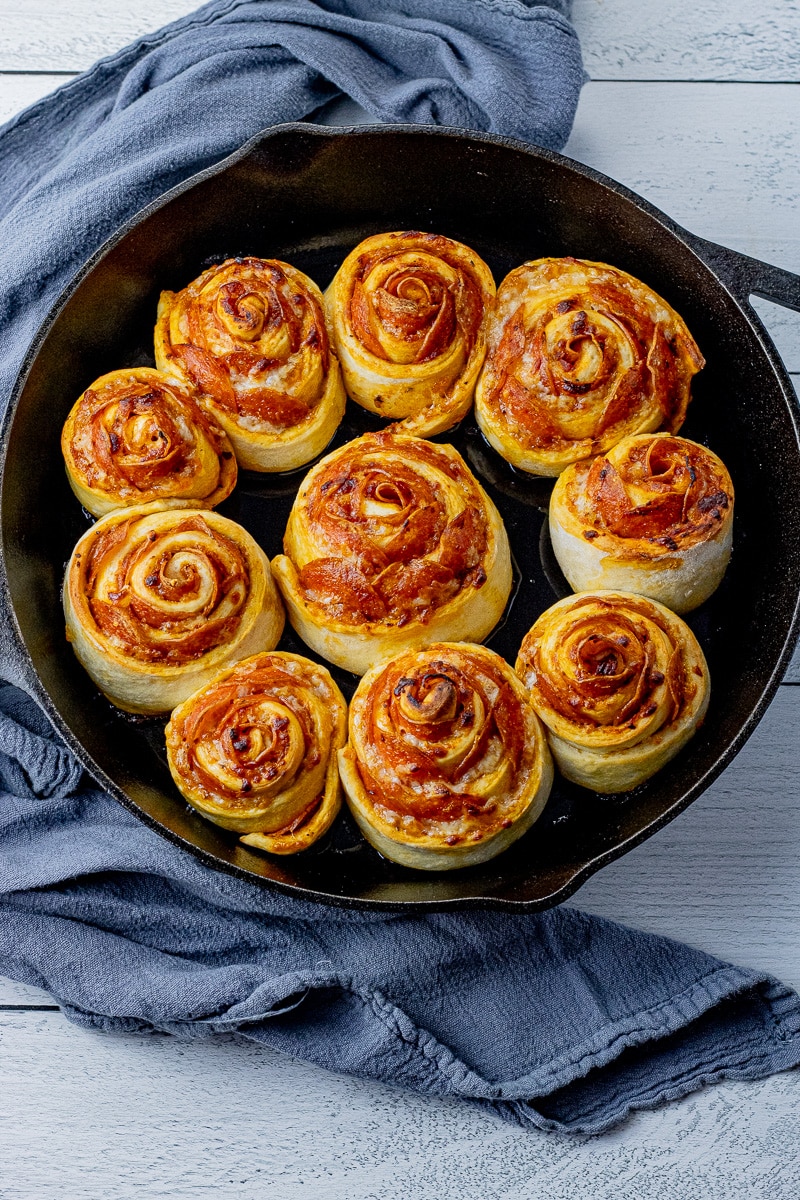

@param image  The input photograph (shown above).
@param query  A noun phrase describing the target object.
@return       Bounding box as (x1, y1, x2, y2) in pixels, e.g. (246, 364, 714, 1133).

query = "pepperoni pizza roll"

(155, 257, 345, 471)
(63, 503, 284, 714)
(271, 431, 512, 675)
(475, 258, 704, 476)
(338, 642, 553, 869)
(325, 231, 495, 436)
(549, 434, 733, 613)
(516, 591, 710, 792)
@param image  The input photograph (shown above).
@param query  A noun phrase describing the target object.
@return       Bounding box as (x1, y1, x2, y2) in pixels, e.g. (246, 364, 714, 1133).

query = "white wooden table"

(1, 2, 800, 1195)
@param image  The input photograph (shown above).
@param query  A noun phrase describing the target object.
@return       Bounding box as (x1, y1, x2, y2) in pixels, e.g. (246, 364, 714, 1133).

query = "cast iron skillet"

(3, 124, 800, 911)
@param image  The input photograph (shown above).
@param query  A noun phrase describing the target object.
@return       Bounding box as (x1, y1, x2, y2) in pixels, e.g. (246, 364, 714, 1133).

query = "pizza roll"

(271, 430, 512, 675)
(475, 258, 704, 476)
(338, 642, 553, 870)
(324, 231, 495, 436)
(155, 257, 345, 471)
(165, 652, 346, 853)
(515, 591, 710, 793)
(63, 503, 284, 714)
(549, 433, 734, 613)
(61, 367, 237, 518)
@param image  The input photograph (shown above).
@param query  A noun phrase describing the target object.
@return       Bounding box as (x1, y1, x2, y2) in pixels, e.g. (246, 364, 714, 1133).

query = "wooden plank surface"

(1, 1011, 799, 1200)
(577, 0, 800, 82)
(564, 81, 800, 369)
(0, 73, 66, 122)
(2, 1, 800, 1195)
(0, 1, 196, 72)
(1, 0, 799, 81)
(0, 980, 56, 1007)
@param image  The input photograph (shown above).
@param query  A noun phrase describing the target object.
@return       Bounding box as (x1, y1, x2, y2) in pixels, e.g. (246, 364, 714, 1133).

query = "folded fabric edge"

(36, 959, 800, 1136)
(500, 975, 800, 1134)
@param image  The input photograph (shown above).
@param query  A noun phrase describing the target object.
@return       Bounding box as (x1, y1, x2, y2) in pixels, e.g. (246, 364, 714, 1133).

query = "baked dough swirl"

(515, 591, 710, 793)
(154, 257, 346, 471)
(549, 434, 734, 614)
(324, 231, 495, 436)
(61, 367, 237, 517)
(165, 652, 346, 853)
(475, 258, 705, 476)
(338, 642, 553, 869)
(271, 430, 512, 675)
(64, 503, 284, 714)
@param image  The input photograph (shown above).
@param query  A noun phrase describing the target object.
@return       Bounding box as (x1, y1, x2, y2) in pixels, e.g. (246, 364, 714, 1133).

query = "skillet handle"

(687, 234, 800, 313)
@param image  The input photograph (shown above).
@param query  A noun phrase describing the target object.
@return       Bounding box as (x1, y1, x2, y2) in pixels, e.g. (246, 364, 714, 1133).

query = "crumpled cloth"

(0, 0, 584, 415)
(2, 0, 799, 1136)
(2, 685, 799, 1135)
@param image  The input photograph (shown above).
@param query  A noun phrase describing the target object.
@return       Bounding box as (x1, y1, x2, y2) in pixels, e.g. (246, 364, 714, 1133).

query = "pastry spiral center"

(563, 620, 646, 704)
(312, 460, 443, 562)
(394, 672, 459, 725)
(132, 544, 222, 615)
(373, 267, 454, 356)
(120, 408, 173, 457)
(382, 662, 490, 780)
(216, 282, 269, 342)
(352, 248, 473, 365)
(541, 306, 633, 397)
(86, 517, 249, 663)
(195, 698, 306, 796)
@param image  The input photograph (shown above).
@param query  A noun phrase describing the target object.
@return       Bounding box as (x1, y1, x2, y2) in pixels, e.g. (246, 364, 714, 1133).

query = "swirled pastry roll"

(165, 652, 346, 853)
(271, 430, 512, 675)
(64, 503, 284, 715)
(154, 257, 345, 471)
(515, 591, 710, 793)
(475, 258, 705, 476)
(338, 643, 553, 870)
(324, 231, 495, 436)
(549, 434, 734, 614)
(61, 367, 237, 517)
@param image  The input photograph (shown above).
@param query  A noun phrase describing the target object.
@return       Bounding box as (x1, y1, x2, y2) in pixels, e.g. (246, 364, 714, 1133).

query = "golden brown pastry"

(154, 257, 345, 471)
(61, 367, 237, 518)
(63, 503, 284, 715)
(549, 434, 734, 614)
(271, 430, 512, 675)
(475, 258, 705, 476)
(338, 642, 553, 870)
(165, 652, 346, 854)
(324, 231, 495, 436)
(515, 591, 710, 793)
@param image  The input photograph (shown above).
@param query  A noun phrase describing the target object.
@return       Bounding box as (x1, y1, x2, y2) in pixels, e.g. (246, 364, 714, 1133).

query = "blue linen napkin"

(1, 0, 799, 1135)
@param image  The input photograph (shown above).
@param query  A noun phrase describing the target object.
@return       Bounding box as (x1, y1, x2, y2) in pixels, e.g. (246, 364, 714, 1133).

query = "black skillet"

(2, 123, 800, 911)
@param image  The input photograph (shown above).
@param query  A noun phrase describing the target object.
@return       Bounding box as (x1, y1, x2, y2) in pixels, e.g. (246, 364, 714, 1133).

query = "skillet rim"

(2, 120, 800, 911)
